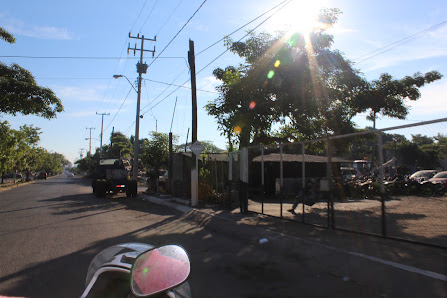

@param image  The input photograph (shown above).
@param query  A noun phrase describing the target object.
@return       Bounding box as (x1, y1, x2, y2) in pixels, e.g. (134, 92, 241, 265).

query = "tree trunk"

(239, 126, 251, 148)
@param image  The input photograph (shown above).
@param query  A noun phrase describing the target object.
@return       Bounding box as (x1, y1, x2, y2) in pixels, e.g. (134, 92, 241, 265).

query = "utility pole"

(111, 127, 115, 155)
(188, 40, 200, 206)
(86, 127, 95, 156)
(128, 32, 156, 180)
(188, 39, 198, 143)
(96, 112, 110, 158)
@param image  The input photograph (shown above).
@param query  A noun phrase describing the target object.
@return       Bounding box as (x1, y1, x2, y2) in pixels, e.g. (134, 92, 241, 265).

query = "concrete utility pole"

(86, 127, 95, 156)
(96, 112, 109, 158)
(128, 32, 156, 180)
(188, 39, 198, 143)
(188, 40, 200, 206)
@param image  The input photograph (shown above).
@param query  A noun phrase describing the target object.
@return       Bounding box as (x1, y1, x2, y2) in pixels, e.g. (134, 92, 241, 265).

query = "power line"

(147, 0, 208, 69)
(141, 0, 292, 115)
(354, 20, 447, 64)
(140, 68, 188, 113)
(103, 86, 134, 133)
(130, 0, 151, 33)
(195, 0, 290, 56)
(144, 78, 218, 93)
(139, 0, 161, 32)
(0, 55, 183, 60)
(156, 0, 185, 36)
(197, 0, 292, 76)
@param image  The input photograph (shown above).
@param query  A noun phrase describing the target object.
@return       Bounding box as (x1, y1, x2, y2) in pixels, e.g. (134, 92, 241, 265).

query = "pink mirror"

(130, 245, 190, 297)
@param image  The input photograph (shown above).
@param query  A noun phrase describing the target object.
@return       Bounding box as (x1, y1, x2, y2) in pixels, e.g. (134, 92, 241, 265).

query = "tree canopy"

(0, 121, 69, 181)
(206, 9, 443, 149)
(0, 27, 64, 119)
(358, 71, 442, 128)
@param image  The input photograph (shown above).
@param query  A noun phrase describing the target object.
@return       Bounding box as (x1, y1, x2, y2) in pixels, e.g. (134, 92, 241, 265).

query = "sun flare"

(270, 0, 327, 35)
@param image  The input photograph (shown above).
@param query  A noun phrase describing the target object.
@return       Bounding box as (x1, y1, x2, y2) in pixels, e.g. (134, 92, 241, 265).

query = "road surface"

(0, 175, 445, 297)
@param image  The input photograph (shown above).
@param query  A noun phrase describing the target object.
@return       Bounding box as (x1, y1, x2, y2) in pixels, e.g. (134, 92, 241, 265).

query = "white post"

(191, 155, 198, 206)
(229, 152, 233, 181)
(241, 148, 248, 183)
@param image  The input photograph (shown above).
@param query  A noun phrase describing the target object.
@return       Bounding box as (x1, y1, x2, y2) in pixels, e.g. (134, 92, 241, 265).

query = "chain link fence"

(229, 118, 447, 248)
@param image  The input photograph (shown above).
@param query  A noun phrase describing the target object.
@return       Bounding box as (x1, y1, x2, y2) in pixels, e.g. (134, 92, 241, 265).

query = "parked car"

(409, 170, 438, 182)
(36, 172, 47, 180)
(429, 171, 447, 190)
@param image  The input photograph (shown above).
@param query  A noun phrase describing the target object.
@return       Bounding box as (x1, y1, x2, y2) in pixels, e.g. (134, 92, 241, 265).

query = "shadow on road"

(0, 177, 445, 298)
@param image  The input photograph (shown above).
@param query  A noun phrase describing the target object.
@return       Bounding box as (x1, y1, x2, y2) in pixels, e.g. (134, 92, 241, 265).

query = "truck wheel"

(95, 183, 106, 197)
(127, 181, 137, 197)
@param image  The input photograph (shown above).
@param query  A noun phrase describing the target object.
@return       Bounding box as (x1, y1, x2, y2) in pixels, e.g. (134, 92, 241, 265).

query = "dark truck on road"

(92, 157, 137, 197)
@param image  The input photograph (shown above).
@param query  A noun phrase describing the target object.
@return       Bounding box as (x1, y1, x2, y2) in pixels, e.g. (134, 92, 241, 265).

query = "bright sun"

(270, 0, 327, 35)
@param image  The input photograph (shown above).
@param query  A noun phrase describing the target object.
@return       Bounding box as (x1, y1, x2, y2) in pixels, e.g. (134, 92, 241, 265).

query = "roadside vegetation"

(0, 28, 68, 184)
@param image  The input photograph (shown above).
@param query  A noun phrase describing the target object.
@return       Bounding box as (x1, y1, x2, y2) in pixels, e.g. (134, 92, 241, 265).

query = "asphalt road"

(0, 176, 445, 298)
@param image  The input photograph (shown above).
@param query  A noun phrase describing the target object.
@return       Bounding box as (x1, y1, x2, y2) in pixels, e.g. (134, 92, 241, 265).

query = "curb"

(0, 174, 60, 192)
(140, 193, 193, 213)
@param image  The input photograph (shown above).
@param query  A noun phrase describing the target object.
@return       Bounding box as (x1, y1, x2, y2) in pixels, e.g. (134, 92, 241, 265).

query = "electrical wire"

(141, 0, 292, 115)
(197, 0, 292, 75)
(130, 0, 151, 33)
(156, 0, 185, 36)
(0, 55, 184, 60)
(103, 86, 134, 133)
(354, 20, 447, 64)
(195, 0, 290, 56)
(140, 68, 187, 113)
(139, 0, 161, 33)
(147, 0, 208, 69)
(145, 78, 218, 93)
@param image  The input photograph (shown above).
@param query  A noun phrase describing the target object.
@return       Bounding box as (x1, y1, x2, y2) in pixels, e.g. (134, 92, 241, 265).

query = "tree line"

(0, 121, 70, 182)
(1, 28, 68, 183)
(74, 131, 223, 178)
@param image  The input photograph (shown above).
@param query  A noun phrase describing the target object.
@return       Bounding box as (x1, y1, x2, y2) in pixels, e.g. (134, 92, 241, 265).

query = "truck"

(92, 157, 138, 197)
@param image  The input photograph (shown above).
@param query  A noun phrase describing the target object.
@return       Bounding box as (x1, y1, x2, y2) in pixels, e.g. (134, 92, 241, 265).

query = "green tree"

(177, 140, 224, 153)
(0, 28, 15, 43)
(0, 27, 64, 119)
(411, 134, 434, 146)
(141, 132, 178, 178)
(0, 121, 16, 182)
(106, 131, 133, 158)
(358, 72, 442, 128)
(206, 9, 365, 148)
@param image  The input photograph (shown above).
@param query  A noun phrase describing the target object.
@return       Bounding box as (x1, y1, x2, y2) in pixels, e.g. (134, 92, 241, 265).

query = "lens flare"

(143, 268, 148, 275)
(274, 60, 281, 67)
(233, 126, 242, 135)
(267, 70, 275, 79)
(249, 101, 256, 109)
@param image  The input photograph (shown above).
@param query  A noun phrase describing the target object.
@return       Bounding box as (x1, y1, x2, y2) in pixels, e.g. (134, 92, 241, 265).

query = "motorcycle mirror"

(130, 245, 190, 297)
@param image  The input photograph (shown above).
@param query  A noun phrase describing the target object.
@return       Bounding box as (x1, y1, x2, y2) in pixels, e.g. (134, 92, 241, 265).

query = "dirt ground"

(247, 194, 447, 247)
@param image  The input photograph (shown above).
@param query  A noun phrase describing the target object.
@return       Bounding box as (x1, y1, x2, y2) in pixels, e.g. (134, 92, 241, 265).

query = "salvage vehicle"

(92, 158, 137, 197)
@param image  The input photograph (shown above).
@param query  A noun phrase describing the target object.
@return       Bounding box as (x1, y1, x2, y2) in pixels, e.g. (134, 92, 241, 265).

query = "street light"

(113, 74, 138, 93)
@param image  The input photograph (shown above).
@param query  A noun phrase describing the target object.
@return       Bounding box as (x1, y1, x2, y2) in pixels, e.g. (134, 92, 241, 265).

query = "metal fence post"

(377, 132, 387, 237)
(280, 144, 283, 218)
(240, 148, 249, 214)
(261, 147, 265, 215)
(326, 136, 334, 229)
(301, 143, 305, 223)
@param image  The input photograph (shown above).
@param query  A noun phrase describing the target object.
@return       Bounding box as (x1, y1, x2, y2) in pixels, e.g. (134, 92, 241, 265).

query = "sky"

(1, 0, 446, 163)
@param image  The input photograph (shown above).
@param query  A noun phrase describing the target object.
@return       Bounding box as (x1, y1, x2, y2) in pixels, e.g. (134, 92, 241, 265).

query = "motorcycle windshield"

(85, 243, 154, 287)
